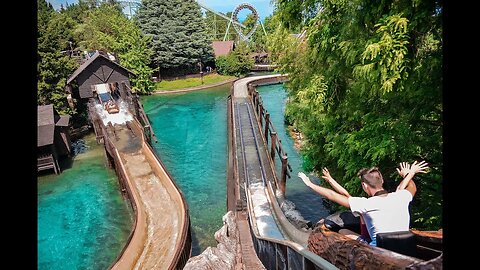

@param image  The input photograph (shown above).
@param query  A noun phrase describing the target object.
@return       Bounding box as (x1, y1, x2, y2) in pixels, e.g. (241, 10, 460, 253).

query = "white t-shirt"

(348, 189, 413, 246)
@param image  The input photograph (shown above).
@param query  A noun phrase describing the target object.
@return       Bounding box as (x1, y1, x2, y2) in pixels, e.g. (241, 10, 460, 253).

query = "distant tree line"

(37, 0, 216, 116)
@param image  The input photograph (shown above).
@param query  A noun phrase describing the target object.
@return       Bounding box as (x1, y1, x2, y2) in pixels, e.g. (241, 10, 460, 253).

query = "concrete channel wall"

(104, 118, 190, 270)
(109, 142, 148, 270)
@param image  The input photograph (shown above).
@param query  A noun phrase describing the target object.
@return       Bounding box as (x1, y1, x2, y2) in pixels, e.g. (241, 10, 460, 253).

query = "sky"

(47, 0, 275, 21)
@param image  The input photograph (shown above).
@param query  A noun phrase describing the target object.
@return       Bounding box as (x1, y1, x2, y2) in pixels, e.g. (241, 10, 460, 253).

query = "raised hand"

(410, 160, 429, 174)
(321, 167, 334, 183)
(396, 162, 411, 178)
(298, 172, 312, 187)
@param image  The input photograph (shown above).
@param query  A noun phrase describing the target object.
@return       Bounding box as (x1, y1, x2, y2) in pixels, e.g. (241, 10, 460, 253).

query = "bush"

(215, 43, 254, 77)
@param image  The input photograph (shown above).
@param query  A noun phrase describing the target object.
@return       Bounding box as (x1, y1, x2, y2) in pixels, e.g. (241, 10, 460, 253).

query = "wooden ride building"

(65, 50, 134, 108)
(37, 104, 72, 174)
(65, 50, 156, 144)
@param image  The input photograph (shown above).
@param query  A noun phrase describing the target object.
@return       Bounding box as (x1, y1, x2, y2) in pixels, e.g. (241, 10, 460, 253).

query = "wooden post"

(270, 132, 277, 163)
(280, 155, 288, 195)
(120, 82, 127, 100)
(144, 125, 151, 144)
(264, 113, 270, 144)
(258, 103, 263, 127)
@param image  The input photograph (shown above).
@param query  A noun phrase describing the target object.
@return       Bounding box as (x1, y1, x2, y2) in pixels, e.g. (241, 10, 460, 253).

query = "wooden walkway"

(236, 211, 266, 270)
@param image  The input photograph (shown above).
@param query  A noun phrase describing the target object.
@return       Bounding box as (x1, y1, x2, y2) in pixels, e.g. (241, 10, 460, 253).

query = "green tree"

(137, 0, 214, 77)
(38, 0, 78, 116)
(62, 0, 94, 23)
(271, 0, 443, 230)
(215, 42, 254, 76)
(77, 3, 156, 93)
(249, 14, 277, 52)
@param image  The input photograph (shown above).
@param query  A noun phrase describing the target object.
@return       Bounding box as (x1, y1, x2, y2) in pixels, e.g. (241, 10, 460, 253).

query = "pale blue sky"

(47, 0, 275, 21)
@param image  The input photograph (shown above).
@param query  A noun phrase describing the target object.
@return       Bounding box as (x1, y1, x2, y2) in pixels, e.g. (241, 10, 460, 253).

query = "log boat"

(95, 83, 120, 114)
(307, 211, 443, 269)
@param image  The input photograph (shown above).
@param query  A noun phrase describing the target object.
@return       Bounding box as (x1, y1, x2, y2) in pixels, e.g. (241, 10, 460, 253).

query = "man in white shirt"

(298, 161, 429, 246)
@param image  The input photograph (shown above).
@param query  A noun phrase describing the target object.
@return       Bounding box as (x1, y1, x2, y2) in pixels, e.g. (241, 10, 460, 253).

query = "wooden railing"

(246, 81, 292, 195)
(227, 78, 338, 269)
(121, 82, 158, 144)
(37, 153, 59, 174)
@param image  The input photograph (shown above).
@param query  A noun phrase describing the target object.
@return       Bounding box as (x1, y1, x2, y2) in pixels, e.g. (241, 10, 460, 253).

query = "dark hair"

(357, 167, 384, 188)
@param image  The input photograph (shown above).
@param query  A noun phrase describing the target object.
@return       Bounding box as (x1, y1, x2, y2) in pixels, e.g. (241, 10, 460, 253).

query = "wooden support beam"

(280, 155, 288, 195)
(264, 113, 270, 144)
(270, 132, 277, 164)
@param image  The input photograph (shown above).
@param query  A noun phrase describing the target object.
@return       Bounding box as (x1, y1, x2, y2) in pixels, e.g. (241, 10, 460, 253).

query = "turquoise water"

(38, 134, 134, 270)
(141, 86, 229, 255)
(257, 83, 330, 223)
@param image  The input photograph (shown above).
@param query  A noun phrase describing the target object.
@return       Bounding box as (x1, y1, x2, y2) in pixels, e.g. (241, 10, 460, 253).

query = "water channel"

(142, 81, 329, 255)
(37, 80, 331, 269)
(37, 134, 134, 270)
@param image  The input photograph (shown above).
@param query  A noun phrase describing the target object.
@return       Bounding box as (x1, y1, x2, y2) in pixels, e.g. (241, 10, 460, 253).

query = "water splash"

(95, 100, 133, 126)
(279, 199, 311, 229)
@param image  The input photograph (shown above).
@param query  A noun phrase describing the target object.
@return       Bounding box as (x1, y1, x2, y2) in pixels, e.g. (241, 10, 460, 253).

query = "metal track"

(236, 102, 269, 188)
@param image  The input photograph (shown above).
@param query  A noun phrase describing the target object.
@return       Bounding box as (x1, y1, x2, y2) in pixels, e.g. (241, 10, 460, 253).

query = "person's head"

(357, 167, 384, 196)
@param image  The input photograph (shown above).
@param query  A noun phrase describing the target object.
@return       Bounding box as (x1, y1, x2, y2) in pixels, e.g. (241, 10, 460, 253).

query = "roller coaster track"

(197, 2, 246, 29)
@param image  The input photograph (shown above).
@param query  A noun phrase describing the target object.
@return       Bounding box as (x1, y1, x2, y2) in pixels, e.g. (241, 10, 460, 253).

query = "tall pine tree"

(137, 0, 214, 77)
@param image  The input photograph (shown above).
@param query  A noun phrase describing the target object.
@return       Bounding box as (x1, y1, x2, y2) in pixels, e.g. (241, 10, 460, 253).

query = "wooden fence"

(246, 79, 292, 195)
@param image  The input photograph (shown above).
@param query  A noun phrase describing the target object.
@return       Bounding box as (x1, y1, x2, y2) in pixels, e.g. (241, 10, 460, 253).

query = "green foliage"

(38, 0, 78, 116)
(248, 14, 277, 52)
(215, 42, 254, 77)
(77, 3, 156, 94)
(61, 0, 91, 23)
(137, 0, 214, 76)
(353, 14, 410, 94)
(273, 0, 319, 30)
(273, 0, 443, 230)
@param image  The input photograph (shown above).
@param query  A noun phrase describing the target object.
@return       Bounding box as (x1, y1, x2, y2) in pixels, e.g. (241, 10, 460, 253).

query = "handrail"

(245, 183, 338, 270)
(121, 82, 158, 143)
(246, 80, 292, 195)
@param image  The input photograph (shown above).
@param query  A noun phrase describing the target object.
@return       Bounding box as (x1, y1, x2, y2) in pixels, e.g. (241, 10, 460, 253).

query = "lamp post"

(198, 61, 204, 84)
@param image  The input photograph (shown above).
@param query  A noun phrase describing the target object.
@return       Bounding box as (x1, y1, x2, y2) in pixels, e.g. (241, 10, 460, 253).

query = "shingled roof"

(67, 51, 135, 85)
(38, 105, 71, 147)
(38, 105, 55, 147)
(212, 41, 235, 57)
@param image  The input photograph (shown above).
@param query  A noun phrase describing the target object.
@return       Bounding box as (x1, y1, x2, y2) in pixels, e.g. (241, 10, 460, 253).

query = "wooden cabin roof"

(55, 115, 70, 127)
(212, 41, 234, 57)
(38, 105, 55, 147)
(38, 105, 71, 147)
(67, 51, 135, 85)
